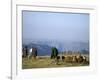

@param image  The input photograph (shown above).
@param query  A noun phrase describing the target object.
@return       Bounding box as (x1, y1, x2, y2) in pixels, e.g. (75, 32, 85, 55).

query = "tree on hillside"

(51, 47, 58, 59)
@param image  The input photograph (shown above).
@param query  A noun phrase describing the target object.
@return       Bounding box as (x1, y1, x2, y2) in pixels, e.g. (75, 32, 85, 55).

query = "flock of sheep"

(22, 46, 89, 65)
(51, 54, 88, 65)
(50, 47, 88, 65)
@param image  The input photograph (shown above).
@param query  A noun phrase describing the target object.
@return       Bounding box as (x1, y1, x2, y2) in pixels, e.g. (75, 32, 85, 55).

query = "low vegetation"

(22, 46, 89, 69)
(22, 54, 89, 69)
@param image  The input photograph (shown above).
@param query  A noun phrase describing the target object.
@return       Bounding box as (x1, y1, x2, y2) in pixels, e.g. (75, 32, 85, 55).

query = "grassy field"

(22, 54, 89, 69)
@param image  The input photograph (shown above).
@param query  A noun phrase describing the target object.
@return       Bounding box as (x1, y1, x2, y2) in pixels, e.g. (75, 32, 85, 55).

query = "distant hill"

(23, 42, 52, 56)
(22, 41, 89, 56)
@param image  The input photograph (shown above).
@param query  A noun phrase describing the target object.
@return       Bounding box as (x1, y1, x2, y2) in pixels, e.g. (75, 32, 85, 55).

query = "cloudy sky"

(22, 11, 89, 43)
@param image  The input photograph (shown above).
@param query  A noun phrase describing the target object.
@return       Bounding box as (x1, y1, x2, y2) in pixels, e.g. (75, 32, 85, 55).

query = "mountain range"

(22, 40, 89, 56)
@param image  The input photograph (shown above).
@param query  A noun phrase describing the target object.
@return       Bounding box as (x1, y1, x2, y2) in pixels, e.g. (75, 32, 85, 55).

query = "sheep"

(72, 56, 77, 63)
(64, 54, 87, 63)
(51, 56, 60, 65)
(82, 56, 87, 63)
(65, 55, 73, 63)
(76, 54, 84, 63)
(55, 56, 60, 65)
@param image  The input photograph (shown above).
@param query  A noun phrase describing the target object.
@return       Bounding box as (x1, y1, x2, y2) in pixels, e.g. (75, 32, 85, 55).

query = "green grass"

(22, 55, 89, 69)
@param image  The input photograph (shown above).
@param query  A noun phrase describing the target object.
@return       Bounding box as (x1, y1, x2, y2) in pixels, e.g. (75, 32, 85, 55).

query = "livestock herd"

(22, 46, 88, 65)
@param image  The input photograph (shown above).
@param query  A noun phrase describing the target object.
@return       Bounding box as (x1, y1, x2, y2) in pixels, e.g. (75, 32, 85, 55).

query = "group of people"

(22, 46, 59, 59)
(22, 46, 37, 59)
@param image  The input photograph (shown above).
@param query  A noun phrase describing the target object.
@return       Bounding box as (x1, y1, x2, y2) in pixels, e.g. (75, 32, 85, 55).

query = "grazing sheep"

(82, 56, 87, 63)
(55, 56, 60, 65)
(65, 55, 73, 63)
(76, 55, 84, 63)
(57, 56, 60, 60)
(72, 56, 77, 63)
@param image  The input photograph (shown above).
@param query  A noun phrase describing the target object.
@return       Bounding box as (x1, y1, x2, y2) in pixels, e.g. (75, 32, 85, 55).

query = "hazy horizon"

(22, 11, 89, 44)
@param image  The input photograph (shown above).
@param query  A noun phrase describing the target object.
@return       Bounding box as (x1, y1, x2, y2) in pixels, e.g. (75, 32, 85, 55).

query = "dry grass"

(22, 54, 89, 69)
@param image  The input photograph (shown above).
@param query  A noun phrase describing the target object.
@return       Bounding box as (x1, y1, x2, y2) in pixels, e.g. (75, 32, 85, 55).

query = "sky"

(22, 11, 89, 43)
